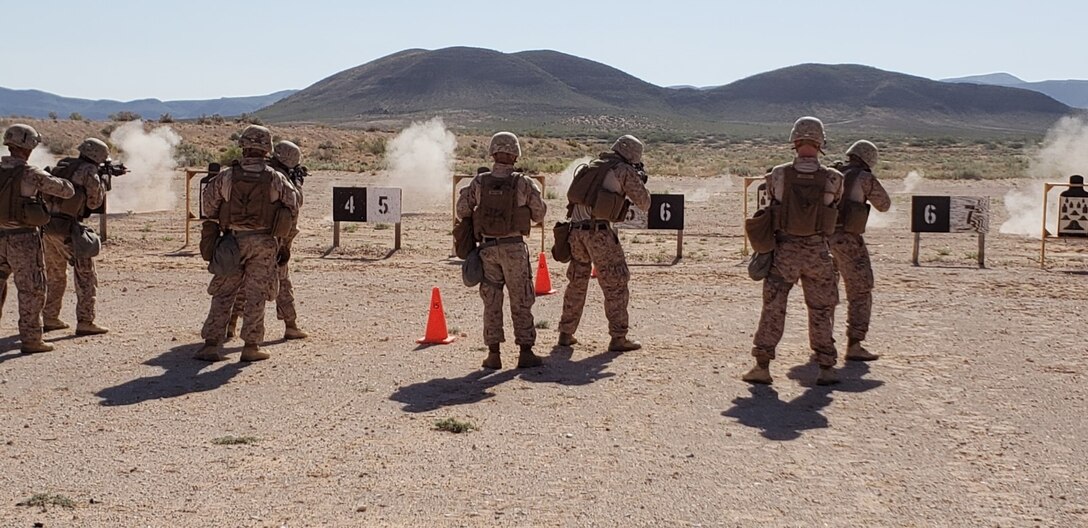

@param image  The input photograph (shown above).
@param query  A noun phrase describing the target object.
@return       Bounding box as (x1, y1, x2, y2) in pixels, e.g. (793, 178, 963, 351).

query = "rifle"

(287, 164, 309, 188)
(97, 158, 129, 192)
(634, 162, 649, 184)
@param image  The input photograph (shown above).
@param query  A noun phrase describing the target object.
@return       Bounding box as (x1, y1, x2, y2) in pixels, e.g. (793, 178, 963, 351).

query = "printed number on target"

(332, 187, 402, 223)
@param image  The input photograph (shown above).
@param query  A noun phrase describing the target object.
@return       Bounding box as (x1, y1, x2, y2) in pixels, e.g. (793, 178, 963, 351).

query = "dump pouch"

(453, 216, 476, 259)
(748, 251, 774, 281)
(70, 222, 101, 259)
(208, 232, 241, 276)
(744, 207, 777, 254)
(199, 220, 220, 262)
(551, 221, 572, 263)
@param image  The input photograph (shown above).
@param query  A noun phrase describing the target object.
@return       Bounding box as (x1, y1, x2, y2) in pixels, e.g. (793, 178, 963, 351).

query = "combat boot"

(516, 345, 543, 369)
(816, 366, 840, 386)
(557, 332, 578, 346)
(284, 320, 308, 340)
(608, 336, 641, 352)
(194, 340, 225, 362)
(481, 344, 502, 370)
(741, 361, 772, 385)
(240, 343, 270, 362)
(20, 339, 54, 354)
(42, 318, 69, 332)
(75, 321, 109, 336)
(845, 339, 879, 361)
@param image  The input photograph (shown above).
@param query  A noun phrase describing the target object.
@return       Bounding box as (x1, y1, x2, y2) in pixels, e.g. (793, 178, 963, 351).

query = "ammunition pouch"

(551, 221, 572, 263)
(199, 221, 220, 262)
(591, 189, 627, 222)
(453, 217, 476, 259)
(271, 206, 294, 239)
(840, 201, 870, 235)
(744, 207, 777, 254)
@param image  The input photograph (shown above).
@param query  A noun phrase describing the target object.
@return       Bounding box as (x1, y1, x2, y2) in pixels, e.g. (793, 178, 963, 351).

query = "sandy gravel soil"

(0, 172, 1085, 527)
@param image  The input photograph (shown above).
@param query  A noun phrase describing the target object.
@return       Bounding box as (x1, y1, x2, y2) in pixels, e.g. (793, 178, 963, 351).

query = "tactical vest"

(837, 165, 871, 235)
(472, 172, 532, 238)
(778, 166, 838, 237)
(219, 163, 276, 231)
(47, 157, 90, 219)
(567, 154, 627, 221)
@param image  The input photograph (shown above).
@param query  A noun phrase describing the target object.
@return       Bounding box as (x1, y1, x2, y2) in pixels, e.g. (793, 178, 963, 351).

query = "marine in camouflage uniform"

(829, 140, 891, 361)
(41, 138, 110, 336)
(744, 117, 845, 386)
(196, 126, 299, 362)
(227, 140, 307, 341)
(558, 135, 650, 352)
(455, 132, 546, 369)
(0, 124, 76, 353)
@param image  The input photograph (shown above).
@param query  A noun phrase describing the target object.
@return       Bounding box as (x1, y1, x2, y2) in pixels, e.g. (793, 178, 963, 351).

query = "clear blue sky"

(6, 0, 1085, 101)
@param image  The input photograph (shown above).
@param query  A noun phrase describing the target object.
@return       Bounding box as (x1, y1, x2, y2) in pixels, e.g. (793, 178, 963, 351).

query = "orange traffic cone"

(591, 265, 598, 279)
(534, 252, 557, 295)
(417, 287, 456, 345)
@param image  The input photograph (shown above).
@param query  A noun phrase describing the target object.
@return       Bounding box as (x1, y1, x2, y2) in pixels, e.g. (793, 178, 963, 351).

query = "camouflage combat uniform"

(830, 160, 890, 344)
(558, 155, 650, 341)
(42, 158, 105, 327)
(752, 155, 844, 367)
(228, 155, 304, 333)
(200, 157, 298, 348)
(456, 162, 546, 347)
(0, 154, 75, 349)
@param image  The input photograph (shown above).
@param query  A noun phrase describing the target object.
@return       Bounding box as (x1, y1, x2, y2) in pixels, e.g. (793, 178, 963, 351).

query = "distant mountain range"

(0, 88, 298, 120)
(4, 48, 1083, 136)
(942, 73, 1088, 108)
(258, 47, 1077, 135)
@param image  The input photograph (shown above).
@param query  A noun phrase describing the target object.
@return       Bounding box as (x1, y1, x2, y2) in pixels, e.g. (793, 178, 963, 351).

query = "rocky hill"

(0, 88, 297, 120)
(258, 48, 1077, 136)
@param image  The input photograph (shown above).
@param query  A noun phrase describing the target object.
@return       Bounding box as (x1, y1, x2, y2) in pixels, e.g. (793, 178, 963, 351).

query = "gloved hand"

(276, 246, 291, 265)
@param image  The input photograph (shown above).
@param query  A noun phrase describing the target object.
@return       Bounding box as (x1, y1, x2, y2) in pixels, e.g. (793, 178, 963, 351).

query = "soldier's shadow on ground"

(0, 335, 25, 364)
(389, 368, 520, 413)
(721, 362, 884, 441)
(96, 343, 248, 406)
(517, 346, 621, 386)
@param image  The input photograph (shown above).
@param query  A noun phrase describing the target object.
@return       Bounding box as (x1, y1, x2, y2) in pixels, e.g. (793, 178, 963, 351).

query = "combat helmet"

(78, 138, 111, 164)
(845, 140, 879, 169)
(488, 132, 521, 157)
(238, 125, 273, 154)
(273, 140, 301, 168)
(789, 117, 826, 149)
(3, 124, 41, 150)
(611, 135, 644, 164)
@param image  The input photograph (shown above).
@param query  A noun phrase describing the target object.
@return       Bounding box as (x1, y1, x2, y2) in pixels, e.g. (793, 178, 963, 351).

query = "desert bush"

(175, 142, 215, 167)
(217, 145, 242, 165)
(159, 113, 175, 123)
(68, 112, 83, 121)
(109, 111, 141, 122)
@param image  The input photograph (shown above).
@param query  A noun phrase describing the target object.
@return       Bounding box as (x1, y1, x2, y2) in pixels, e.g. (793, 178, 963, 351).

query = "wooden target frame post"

(616, 194, 686, 263)
(182, 167, 216, 247)
(331, 187, 403, 251)
(910, 195, 990, 269)
(1040, 182, 1086, 269)
(741, 176, 769, 256)
(451, 174, 547, 256)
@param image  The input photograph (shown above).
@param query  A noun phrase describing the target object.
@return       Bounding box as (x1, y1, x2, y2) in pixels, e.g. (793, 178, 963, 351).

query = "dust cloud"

(1000, 116, 1088, 237)
(108, 120, 181, 213)
(380, 117, 457, 212)
(868, 170, 925, 229)
(688, 174, 735, 203)
(0, 145, 59, 170)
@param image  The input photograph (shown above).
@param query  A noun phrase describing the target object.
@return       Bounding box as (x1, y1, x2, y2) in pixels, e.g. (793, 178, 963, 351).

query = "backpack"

(566, 154, 627, 221)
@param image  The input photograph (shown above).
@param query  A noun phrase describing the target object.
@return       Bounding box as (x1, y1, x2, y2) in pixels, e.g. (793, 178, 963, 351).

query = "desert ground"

(0, 124, 1087, 526)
